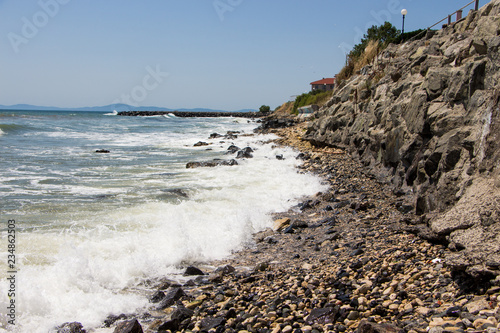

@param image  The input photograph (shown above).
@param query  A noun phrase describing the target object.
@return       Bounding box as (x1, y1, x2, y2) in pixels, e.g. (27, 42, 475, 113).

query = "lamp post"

(401, 9, 408, 36)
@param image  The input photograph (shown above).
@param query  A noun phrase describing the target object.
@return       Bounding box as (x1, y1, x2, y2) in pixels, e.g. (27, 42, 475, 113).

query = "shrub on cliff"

(292, 90, 333, 114)
(337, 22, 401, 84)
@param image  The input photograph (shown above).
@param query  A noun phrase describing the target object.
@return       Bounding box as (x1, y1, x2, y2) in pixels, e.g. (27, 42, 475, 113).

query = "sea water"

(0, 110, 326, 332)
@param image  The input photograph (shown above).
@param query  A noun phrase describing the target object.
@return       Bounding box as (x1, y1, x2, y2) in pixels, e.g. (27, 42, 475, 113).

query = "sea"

(0, 110, 326, 332)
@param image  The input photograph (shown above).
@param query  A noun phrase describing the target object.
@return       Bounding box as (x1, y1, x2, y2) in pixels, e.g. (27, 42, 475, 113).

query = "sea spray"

(0, 110, 326, 332)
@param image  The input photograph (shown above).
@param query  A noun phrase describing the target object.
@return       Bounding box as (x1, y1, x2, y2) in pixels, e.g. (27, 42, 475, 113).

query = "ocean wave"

(0, 123, 31, 133)
(103, 110, 118, 116)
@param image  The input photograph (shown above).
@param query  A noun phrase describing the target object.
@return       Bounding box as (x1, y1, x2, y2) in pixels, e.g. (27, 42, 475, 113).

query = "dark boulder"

(113, 319, 143, 333)
(226, 145, 240, 154)
(209, 133, 223, 139)
(193, 141, 209, 147)
(200, 317, 226, 331)
(214, 265, 235, 276)
(56, 322, 86, 333)
(305, 306, 340, 325)
(157, 287, 186, 310)
(95, 149, 110, 153)
(184, 266, 204, 276)
(149, 291, 165, 303)
(236, 147, 254, 159)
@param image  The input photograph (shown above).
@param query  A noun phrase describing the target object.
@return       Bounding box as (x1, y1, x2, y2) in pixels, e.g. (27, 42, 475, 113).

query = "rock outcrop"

(305, 0, 500, 277)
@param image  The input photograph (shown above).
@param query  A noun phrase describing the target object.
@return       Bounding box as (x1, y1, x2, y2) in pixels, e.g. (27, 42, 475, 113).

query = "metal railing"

(428, 0, 480, 30)
(407, 0, 483, 42)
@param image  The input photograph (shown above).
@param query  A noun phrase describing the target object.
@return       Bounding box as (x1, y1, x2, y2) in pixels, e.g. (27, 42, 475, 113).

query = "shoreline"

(117, 111, 266, 118)
(61, 119, 500, 333)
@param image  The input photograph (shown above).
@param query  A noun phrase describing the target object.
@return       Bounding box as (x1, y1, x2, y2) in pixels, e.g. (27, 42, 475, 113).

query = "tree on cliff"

(350, 22, 400, 59)
(259, 105, 271, 113)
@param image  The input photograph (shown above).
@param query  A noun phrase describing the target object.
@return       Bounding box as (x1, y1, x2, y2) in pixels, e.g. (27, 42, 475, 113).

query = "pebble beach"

(98, 121, 500, 333)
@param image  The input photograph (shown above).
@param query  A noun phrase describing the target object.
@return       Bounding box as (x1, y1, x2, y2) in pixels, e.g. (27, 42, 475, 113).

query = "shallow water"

(0, 110, 326, 332)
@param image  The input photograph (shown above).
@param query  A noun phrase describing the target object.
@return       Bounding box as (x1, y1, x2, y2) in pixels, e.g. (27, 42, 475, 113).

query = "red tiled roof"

(310, 78, 335, 85)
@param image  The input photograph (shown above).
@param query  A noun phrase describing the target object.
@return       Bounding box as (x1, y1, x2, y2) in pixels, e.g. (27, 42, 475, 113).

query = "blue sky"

(0, 0, 482, 111)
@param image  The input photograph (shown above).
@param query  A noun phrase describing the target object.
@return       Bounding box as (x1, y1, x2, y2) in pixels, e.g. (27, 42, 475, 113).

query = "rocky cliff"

(305, 0, 500, 278)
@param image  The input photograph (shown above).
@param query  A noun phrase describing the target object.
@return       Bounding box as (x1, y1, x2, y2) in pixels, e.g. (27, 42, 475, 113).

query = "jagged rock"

(305, 306, 339, 325)
(184, 266, 204, 276)
(214, 264, 235, 276)
(95, 149, 110, 153)
(57, 322, 86, 333)
(199, 317, 225, 331)
(193, 141, 209, 147)
(209, 133, 222, 139)
(113, 319, 143, 333)
(149, 291, 165, 303)
(104, 314, 128, 328)
(236, 147, 254, 159)
(157, 287, 186, 309)
(256, 118, 296, 132)
(226, 144, 240, 154)
(171, 305, 194, 323)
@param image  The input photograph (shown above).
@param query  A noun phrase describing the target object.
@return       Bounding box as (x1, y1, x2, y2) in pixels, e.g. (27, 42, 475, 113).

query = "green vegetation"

(350, 22, 400, 59)
(336, 22, 426, 85)
(259, 105, 271, 113)
(292, 90, 332, 115)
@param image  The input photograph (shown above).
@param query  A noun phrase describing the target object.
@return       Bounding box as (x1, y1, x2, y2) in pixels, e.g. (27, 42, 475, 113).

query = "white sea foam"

(0, 125, 326, 332)
(103, 110, 118, 116)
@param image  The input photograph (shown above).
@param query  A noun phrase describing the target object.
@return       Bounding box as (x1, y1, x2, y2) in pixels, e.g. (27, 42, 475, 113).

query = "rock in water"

(226, 144, 240, 154)
(56, 322, 86, 333)
(186, 159, 238, 168)
(236, 147, 254, 159)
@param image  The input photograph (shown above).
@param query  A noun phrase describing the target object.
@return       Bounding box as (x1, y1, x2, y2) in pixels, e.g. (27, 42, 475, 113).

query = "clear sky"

(0, 0, 483, 111)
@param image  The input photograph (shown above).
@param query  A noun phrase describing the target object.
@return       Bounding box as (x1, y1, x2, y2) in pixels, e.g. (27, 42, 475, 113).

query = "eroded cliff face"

(305, 0, 500, 277)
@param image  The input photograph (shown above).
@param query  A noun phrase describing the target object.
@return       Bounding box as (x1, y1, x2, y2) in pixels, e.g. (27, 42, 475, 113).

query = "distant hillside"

(0, 103, 256, 113)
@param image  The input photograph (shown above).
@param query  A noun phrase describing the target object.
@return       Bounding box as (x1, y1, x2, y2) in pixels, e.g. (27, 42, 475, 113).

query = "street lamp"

(401, 9, 408, 36)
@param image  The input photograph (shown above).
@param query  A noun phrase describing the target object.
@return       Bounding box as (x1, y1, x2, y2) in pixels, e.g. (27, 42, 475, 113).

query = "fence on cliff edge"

(408, 0, 483, 42)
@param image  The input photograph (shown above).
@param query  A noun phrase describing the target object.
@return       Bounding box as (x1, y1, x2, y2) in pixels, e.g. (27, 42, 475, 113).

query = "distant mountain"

(0, 103, 256, 113)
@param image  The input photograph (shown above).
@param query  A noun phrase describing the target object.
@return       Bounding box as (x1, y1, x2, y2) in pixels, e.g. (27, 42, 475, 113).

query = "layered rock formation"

(305, 0, 500, 277)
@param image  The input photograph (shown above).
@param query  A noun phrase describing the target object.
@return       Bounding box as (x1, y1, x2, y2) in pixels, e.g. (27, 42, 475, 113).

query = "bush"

(259, 105, 271, 113)
(292, 90, 332, 114)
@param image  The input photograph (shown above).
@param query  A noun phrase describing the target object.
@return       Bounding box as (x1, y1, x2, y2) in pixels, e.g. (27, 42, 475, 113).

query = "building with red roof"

(310, 78, 335, 92)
